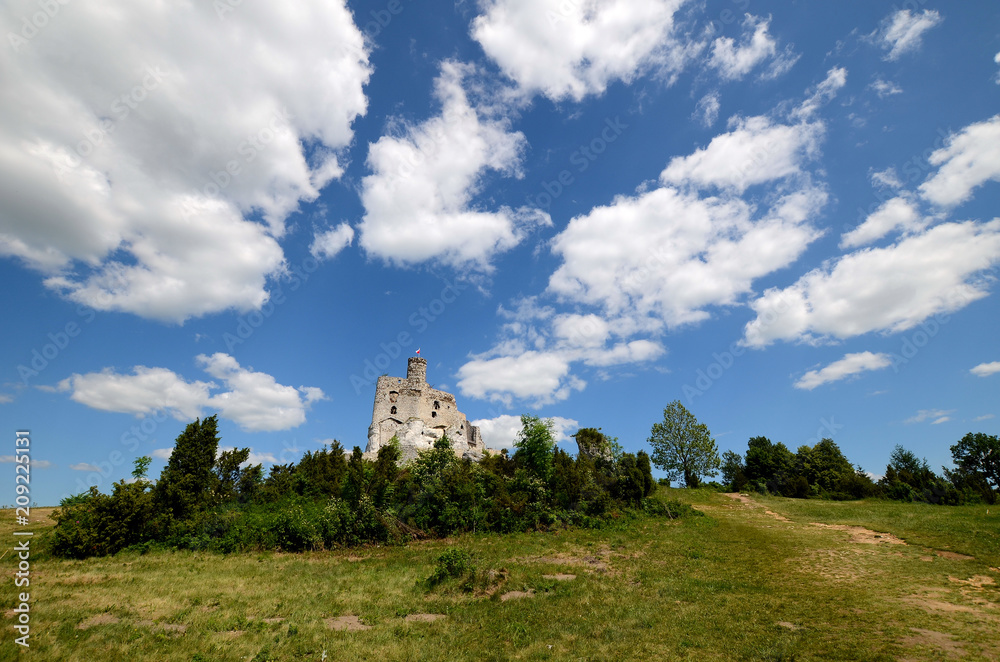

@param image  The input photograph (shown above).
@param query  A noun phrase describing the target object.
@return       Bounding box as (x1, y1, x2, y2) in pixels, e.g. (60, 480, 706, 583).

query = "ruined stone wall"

(366, 357, 483, 461)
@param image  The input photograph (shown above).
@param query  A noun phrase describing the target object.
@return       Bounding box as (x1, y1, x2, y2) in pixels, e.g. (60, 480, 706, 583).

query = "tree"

(950, 432, 1000, 492)
(720, 450, 745, 490)
(514, 415, 556, 482)
(153, 416, 221, 520)
(647, 401, 720, 487)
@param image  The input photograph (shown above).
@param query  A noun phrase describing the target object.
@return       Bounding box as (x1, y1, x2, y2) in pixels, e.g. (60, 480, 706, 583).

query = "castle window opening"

(431, 411, 437, 418)
(390, 406, 397, 415)
(433, 400, 440, 409)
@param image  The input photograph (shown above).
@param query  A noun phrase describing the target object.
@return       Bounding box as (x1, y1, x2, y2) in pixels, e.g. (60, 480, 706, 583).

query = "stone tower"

(365, 357, 484, 462)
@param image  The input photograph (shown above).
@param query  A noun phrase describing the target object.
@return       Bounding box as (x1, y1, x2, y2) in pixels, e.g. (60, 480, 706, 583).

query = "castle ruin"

(365, 357, 484, 462)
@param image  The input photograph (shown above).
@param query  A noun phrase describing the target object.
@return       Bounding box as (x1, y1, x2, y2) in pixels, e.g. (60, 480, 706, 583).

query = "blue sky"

(2, 0, 998, 506)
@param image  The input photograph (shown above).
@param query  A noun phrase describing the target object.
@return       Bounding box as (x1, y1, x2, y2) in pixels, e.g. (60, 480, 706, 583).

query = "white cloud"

(152, 448, 173, 460)
(57, 353, 324, 431)
(708, 15, 797, 81)
(791, 67, 847, 121)
(794, 351, 891, 390)
(198, 353, 327, 432)
(472, 414, 580, 450)
(905, 408, 955, 424)
(457, 351, 581, 406)
(744, 220, 1000, 347)
(471, 0, 692, 101)
(58, 367, 213, 420)
(840, 195, 925, 248)
(919, 115, 1000, 208)
(660, 116, 824, 193)
(70, 463, 102, 472)
(694, 92, 721, 127)
(995, 52, 1000, 84)
(869, 78, 903, 98)
(0, 456, 52, 468)
(871, 167, 904, 190)
(549, 183, 826, 330)
(877, 9, 942, 61)
(358, 61, 549, 268)
(975, 414, 996, 422)
(310, 223, 354, 260)
(970, 361, 1000, 377)
(0, 394, 12, 404)
(0, 1, 370, 322)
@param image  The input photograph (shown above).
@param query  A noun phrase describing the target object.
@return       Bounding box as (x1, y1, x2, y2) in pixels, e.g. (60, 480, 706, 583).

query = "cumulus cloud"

(459, 73, 846, 406)
(660, 116, 824, 193)
(57, 353, 325, 431)
(550, 183, 826, 330)
(151, 448, 173, 460)
(794, 352, 891, 390)
(0, 1, 370, 322)
(970, 361, 1000, 377)
(358, 61, 549, 268)
(840, 195, 925, 248)
(744, 220, 1000, 347)
(708, 15, 797, 81)
(919, 115, 1000, 208)
(876, 9, 942, 61)
(471, 0, 692, 101)
(457, 351, 581, 406)
(472, 414, 580, 450)
(310, 223, 355, 260)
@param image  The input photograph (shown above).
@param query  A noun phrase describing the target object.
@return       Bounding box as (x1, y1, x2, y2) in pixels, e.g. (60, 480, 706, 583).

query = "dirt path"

(714, 492, 1000, 660)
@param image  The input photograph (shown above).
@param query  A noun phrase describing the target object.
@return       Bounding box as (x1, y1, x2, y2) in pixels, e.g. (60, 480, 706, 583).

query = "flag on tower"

(415, 348, 421, 355)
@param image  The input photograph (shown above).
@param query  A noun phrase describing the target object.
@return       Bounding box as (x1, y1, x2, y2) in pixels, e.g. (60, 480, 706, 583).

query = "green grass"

(753, 494, 1000, 567)
(2, 494, 998, 661)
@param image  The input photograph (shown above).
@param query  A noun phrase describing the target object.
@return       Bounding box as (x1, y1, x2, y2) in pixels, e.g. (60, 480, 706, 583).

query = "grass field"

(2, 491, 998, 661)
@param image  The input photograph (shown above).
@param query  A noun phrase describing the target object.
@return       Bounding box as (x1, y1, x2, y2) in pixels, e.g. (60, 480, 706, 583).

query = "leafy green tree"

(153, 416, 221, 520)
(514, 414, 556, 482)
(342, 446, 368, 507)
(214, 447, 251, 503)
(720, 450, 745, 490)
(647, 401, 720, 487)
(636, 450, 656, 497)
(132, 456, 152, 481)
(745, 437, 795, 491)
(799, 439, 854, 495)
(950, 432, 999, 493)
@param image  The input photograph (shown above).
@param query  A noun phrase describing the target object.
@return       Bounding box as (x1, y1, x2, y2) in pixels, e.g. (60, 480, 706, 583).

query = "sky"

(1, 0, 998, 506)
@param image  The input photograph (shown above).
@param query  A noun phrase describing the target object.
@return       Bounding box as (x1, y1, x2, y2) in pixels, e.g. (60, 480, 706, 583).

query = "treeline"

(52, 415, 695, 559)
(720, 433, 998, 505)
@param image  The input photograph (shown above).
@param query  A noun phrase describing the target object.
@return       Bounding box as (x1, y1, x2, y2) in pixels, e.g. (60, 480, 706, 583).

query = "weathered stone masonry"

(365, 357, 483, 462)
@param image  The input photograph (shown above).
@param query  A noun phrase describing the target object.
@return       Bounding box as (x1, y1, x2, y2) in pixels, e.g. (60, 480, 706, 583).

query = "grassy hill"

(2, 491, 998, 661)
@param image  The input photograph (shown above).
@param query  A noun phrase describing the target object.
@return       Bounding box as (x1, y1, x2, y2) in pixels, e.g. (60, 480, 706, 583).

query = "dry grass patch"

(76, 613, 119, 630)
(324, 614, 370, 631)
